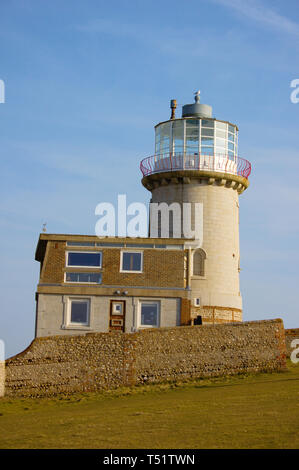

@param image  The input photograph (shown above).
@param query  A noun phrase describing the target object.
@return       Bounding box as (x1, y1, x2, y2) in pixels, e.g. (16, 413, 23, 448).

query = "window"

(172, 120, 184, 154)
(66, 251, 102, 268)
(201, 119, 214, 128)
(216, 121, 227, 130)
(201, 128, 214, 137)
(201, 136, 214, 146)
(186, 119, 199, 154)
(201, 146, 214, 156)
(139, 301, 160, 328)
(68, 299, 90, 326)
(193, 249, 206, 276)
(65, 272, 102, 284)
(111, 301, 124, 315)
(96, 242, 124, 247)
(121, 251, 143, 272)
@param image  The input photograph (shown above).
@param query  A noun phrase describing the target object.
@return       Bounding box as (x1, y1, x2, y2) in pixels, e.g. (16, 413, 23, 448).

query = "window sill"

(191, 275, 207, 280)
(138, 325, 159, 329)
(120, 270, 143, 274)
(61, 324, 91, 331)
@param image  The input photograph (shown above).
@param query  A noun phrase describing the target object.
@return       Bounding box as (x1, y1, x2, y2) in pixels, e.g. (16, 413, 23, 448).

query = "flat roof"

(35, 233, 193, 262)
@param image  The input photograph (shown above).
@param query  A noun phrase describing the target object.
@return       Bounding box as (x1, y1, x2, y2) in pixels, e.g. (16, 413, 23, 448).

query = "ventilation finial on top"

(194, 90, 200, 103)
(182, 90, 212, 118)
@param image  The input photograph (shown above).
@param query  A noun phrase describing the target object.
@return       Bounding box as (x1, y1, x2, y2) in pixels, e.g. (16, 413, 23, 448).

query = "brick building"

(35, 234, 194, 336)
(34, 91, 251, 337)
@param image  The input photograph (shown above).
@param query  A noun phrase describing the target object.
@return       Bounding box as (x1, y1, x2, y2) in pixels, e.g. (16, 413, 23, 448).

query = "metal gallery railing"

(140, 153, 251, 179)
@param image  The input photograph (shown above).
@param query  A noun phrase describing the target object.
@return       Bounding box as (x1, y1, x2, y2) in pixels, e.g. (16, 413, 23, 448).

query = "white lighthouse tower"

(140, 91, 251, 324)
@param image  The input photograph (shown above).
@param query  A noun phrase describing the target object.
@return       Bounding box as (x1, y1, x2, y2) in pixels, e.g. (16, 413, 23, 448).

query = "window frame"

(138, 300, 160, 329)
(64, 272, 102, 284)
(120, 250, 143, 273)
(67, 297, 91, 327)
(192, 249, 207, 278)
(66, 251, 102, 269)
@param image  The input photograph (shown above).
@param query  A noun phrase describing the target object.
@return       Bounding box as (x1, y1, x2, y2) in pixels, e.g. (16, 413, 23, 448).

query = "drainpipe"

(187, 247, 192, 289)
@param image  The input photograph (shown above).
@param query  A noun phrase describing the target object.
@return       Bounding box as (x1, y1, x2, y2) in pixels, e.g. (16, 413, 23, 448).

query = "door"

(110, 300, 126, 332)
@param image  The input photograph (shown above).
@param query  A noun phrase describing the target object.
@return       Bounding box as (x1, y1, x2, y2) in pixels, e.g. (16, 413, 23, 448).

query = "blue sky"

(0, 0, 299, 357)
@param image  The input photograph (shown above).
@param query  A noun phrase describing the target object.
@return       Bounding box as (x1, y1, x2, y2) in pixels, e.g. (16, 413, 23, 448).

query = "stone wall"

(285, 329, 299, 358)
(4, 319, 286, 397)
(134, 320, 286, 384)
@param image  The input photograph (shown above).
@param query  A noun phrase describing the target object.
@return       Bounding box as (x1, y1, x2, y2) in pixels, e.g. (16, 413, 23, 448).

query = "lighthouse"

(140, 91, 251, 323)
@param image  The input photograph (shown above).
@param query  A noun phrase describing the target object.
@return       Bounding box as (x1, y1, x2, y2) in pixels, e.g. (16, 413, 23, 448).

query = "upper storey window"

(120, 251, 143, 273)
(66, 252, 102, 268)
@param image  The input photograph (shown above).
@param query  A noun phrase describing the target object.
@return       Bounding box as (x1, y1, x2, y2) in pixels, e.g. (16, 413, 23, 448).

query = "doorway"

(110, 300, 126, 332)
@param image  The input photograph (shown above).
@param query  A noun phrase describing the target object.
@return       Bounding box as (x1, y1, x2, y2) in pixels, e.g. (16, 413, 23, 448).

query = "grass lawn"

(0, 361, 298, 449)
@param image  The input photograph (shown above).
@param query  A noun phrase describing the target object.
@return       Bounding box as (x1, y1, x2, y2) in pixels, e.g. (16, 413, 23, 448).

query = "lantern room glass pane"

(216, 121, 227, 130)
(215, 148, 227, 156)
(201, 119, 214, 128)
(160, 122, 171, 156)
(186, 119, 199, 154)
(216, 137, 226, 148)
(228, 124, 235, 133)
(201, 146, 214, 155)
(201, 136, 214, 146)
(172, 120, 184, 154)
(216, 129, 226, 139)
(155, 126, 161, 155)
(201, 128, 214, 137)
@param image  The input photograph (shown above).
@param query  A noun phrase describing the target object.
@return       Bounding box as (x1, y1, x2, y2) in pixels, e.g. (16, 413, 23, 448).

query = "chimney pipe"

(170, 99, 177, 119)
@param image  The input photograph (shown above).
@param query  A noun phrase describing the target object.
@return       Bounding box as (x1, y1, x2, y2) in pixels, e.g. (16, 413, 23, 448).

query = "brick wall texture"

(3, 319, 286, 397)
(285, 329, 299, 358)
(41, 241, 66, 284)
(40, 242, 185, 288)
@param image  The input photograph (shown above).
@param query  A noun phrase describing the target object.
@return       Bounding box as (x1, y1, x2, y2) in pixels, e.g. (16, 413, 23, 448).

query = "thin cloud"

(211, 0, 299, 37)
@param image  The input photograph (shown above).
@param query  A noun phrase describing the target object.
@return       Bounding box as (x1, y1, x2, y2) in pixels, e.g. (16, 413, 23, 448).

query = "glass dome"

(155, 117, 238, 161)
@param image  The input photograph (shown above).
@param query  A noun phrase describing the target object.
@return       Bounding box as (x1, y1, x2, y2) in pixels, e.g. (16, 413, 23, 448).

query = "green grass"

(0, 361, 298, 449)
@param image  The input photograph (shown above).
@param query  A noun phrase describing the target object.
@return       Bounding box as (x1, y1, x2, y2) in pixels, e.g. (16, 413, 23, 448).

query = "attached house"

(34, 233, 196, 337)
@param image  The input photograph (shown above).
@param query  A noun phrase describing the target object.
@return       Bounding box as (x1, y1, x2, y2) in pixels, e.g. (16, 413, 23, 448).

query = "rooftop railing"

(140, 153, 251, 179)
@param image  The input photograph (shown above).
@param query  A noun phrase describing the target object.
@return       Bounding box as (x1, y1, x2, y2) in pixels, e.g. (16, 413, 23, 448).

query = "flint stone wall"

(4, 319, 286, 397)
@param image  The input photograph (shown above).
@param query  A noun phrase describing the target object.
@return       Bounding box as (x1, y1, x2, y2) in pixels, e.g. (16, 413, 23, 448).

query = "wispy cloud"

(73, 10, 297, 73)
(211, 0, 299, 37)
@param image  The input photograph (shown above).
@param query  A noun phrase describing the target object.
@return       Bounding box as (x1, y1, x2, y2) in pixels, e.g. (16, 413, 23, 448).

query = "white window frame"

(66, 251, 102, 269)
(67, 297, 91, 327)
(138, 300, 160, 329)
(120, 250, 143, 273)
(111, 301, 124, 315)
(64, 272, 102, 284)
